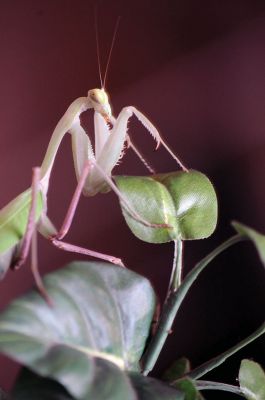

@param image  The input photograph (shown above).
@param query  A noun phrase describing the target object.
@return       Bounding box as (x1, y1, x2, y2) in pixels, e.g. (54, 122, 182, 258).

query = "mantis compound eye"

(89, 90, 99, 103)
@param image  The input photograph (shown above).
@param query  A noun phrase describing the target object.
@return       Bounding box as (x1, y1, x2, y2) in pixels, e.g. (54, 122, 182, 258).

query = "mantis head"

(87, 88, 112, 122)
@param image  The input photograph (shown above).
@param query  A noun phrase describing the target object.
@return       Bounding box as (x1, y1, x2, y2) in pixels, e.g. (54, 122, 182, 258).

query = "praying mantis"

(0, 18, 188, 301)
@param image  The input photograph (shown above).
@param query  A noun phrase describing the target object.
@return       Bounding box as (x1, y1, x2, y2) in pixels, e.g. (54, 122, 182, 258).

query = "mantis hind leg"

(51, 239, 124, 267)
(11, 167, 41, 271)
(11, 168, 53, 305)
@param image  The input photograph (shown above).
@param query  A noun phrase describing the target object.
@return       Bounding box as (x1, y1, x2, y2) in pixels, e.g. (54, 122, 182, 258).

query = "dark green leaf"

(115, 170, 217, 243)
(12, 368, 73, 400)
(163, 358, 191, 381)
(239, 359, 265, 400)
(129, 373, 184, 399)
(233, 222, 265, 267)
(13, 368, 185, 400)
(0, 262, 156, 399)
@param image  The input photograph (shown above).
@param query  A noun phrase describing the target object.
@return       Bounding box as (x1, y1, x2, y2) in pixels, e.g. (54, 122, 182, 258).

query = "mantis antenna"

(94, 8, 121, 90)
(103, 16, 121, 89)
(94, 6, 103, 88)
(94, 11, 156, 174)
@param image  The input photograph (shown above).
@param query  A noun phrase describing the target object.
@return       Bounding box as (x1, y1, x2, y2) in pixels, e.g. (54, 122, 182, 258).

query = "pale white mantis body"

(0, 17, 187, 301)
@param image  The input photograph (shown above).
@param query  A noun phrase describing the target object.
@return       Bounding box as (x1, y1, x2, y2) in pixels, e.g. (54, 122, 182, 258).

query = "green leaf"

(0, 262, 156, 399)
(129, 373, 185, 399)
(115, 170, 217, 243)
(173, 379, 204, 400)
(239, 359, 265, 400)
(13, 362, 137, 400)
(163, 358, 191, 382)
(12, 368, 73, 400)
(161, 357, 204, 399)
(13, 369, 185, 400)
(232, 222, 265, 267)
(0, 188, 44, 254)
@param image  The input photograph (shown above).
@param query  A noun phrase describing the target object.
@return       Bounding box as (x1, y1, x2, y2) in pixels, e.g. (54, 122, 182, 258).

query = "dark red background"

(0, 1, 264, 398)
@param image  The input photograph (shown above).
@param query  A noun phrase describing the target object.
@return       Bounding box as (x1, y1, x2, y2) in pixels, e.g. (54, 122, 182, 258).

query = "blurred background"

(0, 0, 264, 398)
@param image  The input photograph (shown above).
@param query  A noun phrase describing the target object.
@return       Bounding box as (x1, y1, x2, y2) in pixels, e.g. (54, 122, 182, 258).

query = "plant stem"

(141, 234, 244, 376)
(195, 380, 243, 396)
(167, 240, 183, 297)
(188, 320, 265, 379)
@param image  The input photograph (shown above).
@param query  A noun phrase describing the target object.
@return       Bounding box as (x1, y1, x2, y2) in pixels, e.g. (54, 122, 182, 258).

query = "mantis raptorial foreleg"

(111, 107, 188, 172)
(126, 135, 156, 174)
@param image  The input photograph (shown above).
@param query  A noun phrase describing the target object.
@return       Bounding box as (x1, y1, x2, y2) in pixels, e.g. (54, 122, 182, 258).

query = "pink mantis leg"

(31, 228, 53, 306)
(50, 160, 124, 267)
(51, 239, 124, 267)
(11, 168, 53, 304)
(54, 161, 92, 240)
(11, 167, 41, 271)
(126, 134, 156, 174)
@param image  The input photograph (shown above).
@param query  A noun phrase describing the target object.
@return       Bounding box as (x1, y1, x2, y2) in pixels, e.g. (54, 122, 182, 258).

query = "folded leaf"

(115, 171, 217, 243)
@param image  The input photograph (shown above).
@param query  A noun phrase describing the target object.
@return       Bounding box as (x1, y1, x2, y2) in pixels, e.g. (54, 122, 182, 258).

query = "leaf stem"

(167, 240, 183, 297)
(195, 380, 243, 396)
(188, 320, 265, 380)
(141, 234, 244, 376)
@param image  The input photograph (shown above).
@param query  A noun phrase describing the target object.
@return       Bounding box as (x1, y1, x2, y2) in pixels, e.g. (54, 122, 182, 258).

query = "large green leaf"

(0, 262, 156, 399)
(233, 222, 265, 267)
(12, 368, 185, 400)
(0, 188, 43, 254)
(12, 362, 137, 400)
(12, 368, 73, 400)
(115, 170, 217, 243)
(239, 360, 265, 400)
